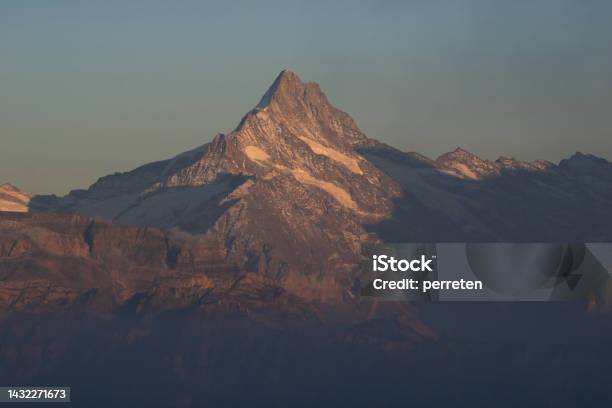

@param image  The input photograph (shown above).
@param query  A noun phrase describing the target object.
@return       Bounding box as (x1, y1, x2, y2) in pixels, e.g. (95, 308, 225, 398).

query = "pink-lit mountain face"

(3, 71, 612, 408)
(28, 70, 612, 302)
(0, 183, 30, 212)
(30, 71, 403, 302)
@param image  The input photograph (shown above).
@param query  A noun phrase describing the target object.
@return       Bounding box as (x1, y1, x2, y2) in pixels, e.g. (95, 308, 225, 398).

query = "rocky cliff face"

(0, 183, 30, 213)
(2, 211, 374, 323)
(32, 71, 402, 302)
(0, 212, 240, 315)
(0, 211, 433, 353)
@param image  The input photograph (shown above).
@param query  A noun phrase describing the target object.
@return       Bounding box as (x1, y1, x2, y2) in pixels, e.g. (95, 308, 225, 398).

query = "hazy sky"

(2, 0, 612, 195)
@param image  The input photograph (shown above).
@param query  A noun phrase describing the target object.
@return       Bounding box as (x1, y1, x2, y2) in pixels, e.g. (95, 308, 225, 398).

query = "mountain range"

(3, 69, 612, 307)
(3, 70, 612, 406)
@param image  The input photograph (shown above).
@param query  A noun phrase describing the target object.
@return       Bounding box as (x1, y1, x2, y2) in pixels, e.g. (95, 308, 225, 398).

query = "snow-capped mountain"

(29, 70, 612, 300)
(31, 70, 402, 301)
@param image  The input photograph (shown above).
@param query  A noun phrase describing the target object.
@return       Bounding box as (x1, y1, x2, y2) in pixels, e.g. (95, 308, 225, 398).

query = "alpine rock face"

(0, 183, 31, 213)
(31, 71, 401, 302)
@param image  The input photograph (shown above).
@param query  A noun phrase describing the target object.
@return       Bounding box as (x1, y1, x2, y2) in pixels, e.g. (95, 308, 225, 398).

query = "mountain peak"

(559, 151, 612, 174)
(568, 152, 601, 162)
(436, 148, 500, 179)
(437, 147, 478, 162)
(257, 69, 307, 108)
(278, 68, 301, 82)
(238, 70, 367, 147)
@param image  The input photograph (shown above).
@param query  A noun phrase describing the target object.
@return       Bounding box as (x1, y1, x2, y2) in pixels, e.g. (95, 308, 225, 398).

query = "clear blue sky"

(2, 0, 612, 194)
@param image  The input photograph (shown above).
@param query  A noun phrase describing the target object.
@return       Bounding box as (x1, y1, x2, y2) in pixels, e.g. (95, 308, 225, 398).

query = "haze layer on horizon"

(2, 0, 612, 195)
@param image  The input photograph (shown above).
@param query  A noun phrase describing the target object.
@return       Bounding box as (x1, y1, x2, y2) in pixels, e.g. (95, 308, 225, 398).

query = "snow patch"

(244, 146, 271, 162)
(297, 136, 363, 175)
(450, 163, 479, 179)
(290, 169, 359, 211)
